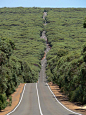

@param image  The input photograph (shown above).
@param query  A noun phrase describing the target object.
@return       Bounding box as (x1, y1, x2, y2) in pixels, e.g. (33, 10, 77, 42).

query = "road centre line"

(42, 60, 46, 67)
(36, 83, 43, 115)
(46, 83, 82, 115)
(6, 84, 27, 115)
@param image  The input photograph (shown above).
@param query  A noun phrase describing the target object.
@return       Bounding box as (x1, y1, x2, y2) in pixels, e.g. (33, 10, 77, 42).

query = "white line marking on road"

(42, 60, 46, 66)
(36, 83, 43, 115)
(6, 84, 27, 115)
(46, 83, 82, 115)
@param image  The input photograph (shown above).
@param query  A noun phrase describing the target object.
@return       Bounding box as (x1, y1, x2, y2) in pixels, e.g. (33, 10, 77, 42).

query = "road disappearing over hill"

(6, 12, 82, 115)
(7, 43, 82, 115)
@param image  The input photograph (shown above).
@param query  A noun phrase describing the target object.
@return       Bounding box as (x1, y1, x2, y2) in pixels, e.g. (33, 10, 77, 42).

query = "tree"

(83, 18, 86, 28)
(0, 94, 8, 111)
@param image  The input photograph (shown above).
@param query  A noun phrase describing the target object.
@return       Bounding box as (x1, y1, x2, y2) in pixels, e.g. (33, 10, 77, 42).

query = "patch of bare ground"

(0, 83, 25, 115)
(48, 82, 86, 115)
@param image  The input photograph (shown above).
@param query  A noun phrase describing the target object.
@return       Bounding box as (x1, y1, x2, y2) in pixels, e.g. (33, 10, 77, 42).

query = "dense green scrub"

(0, 7, 45, 110)
(0, 7, 86, 110)
(45, 8, 86, 104)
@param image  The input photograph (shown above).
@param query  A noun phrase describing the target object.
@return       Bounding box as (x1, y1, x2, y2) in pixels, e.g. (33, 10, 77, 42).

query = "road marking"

(42, 60, 46, 66)
(38, 79, 39, 83)
(6, 84, 26, 115)
(36, 83, 43, 115)
(46, 83, 82, 115)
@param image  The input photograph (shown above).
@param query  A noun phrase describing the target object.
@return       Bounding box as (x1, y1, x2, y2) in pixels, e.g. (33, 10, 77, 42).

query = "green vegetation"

(0, 7, 86, 110)
(45, 8, 86, 104)
(0, 7, 45, 110)
(83, 17, 86, 28)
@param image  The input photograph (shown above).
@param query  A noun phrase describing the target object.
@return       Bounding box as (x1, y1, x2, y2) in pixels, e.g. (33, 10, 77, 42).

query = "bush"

(83, 18, 86, 28)
(0, 94, 7, 111)
(70, 86, 83, 103)
(8, 96, 12, 106)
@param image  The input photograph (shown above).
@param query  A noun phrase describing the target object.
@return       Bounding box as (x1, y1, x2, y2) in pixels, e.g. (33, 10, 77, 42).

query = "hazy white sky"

(0, 0, 86, 8)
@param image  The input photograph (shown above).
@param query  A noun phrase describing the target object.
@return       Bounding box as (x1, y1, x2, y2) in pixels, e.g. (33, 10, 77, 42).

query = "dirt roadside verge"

(48, 82, 86, 115)
(0, 83, 25, 115)
(0, 80, 86, 115)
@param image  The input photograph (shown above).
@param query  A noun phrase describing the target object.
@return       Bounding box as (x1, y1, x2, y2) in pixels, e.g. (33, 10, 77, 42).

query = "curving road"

(6, 12, 82, 115)
(7, 51, 82, 115)
(7, 32, 82, 115)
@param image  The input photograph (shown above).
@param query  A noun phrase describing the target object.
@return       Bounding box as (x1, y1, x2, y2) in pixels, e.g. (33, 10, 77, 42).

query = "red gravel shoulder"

(48, 82, 86, 115)
(0, 83, 25, 115)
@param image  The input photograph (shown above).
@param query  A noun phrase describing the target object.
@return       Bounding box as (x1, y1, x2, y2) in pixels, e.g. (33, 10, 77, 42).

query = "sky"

(0, 0, 86, 8)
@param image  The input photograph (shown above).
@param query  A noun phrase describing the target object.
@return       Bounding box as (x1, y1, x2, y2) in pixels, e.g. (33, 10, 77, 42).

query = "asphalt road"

(7, 12, 82, 115)
(37, 49, 80, 115)
(9, 83, 40, 115)
(43, 12, 47, 19)
(7, 42, 82, 115)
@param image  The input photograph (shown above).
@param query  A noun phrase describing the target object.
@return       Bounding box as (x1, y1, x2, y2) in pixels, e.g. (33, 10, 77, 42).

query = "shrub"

(83, 18, 86, 28)
(0, 94, 7, 111)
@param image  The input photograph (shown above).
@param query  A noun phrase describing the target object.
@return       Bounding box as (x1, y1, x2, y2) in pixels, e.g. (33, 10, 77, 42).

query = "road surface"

(7, 53, 81, 115)
(7, 33, 82, 115)
(6, 12, 82, 115)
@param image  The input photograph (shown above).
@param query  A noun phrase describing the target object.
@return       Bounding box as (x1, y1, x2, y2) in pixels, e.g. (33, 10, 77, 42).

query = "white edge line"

(36, 83, 43, 115)
(46, 83, 82, 115)
(6, 84, 27, 115)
